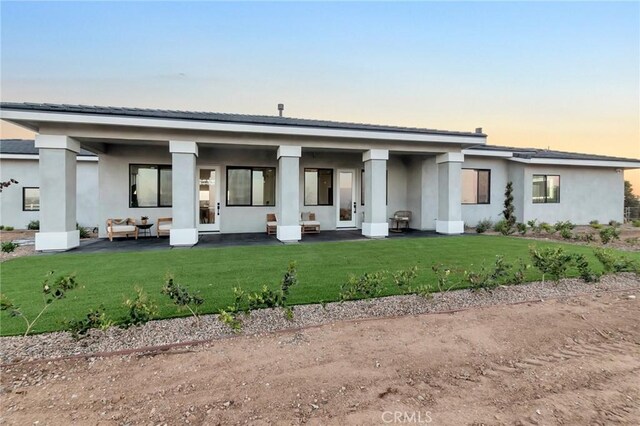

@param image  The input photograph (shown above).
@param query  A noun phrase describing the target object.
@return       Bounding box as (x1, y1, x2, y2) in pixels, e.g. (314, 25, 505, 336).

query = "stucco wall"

(0, 157, 98, 229)
(460, 157, 510, 226)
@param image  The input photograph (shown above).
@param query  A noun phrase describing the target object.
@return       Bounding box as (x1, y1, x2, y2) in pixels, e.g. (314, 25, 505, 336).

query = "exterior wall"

(0, 157, 98, 229)
(460, 157, 510, 226)
(522, 164, 624, 224)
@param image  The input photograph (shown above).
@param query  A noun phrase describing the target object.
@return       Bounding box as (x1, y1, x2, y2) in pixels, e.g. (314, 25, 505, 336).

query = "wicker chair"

(157, 217, 172, 238)
(106, 218, 138, 241)
(266, 213, 277, 235)
(389, 210, 411, 232)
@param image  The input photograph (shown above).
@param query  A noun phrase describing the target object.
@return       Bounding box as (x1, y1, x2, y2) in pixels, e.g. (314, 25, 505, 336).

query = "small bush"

(577, 233, 596, 243)
(432, 264, 457, 293)
(1, 241, 19, 253)
(4, 226, 14, 231)
(632, 220, 640, 228)
(475, 219, 493, 234)
(161, 274, 204, 323)
(589, 220, 602, 229)
(340, 271, 386, 300)
(27, 220, 40, 230)
(625, 237, 639, 245)
(77, 223, 91, 239)
(608, 220, 621, 228)
(493, 219, 514, 235)
(0, 225, 4, 230)
(560, 228, 573, 240)
(122, 288, 157, 327)
(219, 309, 243, 332)
(65, 306, 113, 339)
(593, 248, 638, 273)
(516, 223, 527, 235)
(511, 260, 530, 285)
(529, 246, 574, 283)
(539, 222, 555, 234)
(463, 255, 513, 291)
(554, 221, 575, 232)
(574, 254, 599, 283)
(599, 227, 620, 244)
(391, 266, 419, 293)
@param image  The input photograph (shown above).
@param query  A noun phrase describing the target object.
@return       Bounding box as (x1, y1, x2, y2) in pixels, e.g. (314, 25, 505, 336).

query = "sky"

(1, 1, 639, 191)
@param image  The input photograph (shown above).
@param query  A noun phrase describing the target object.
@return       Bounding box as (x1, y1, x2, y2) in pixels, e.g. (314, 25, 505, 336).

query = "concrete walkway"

(69, 229, 447, 254)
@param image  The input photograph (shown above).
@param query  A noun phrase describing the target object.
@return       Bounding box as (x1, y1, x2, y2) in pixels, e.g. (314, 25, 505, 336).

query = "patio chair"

(389, 210, 411, 232)
(106, 218, 138, 241)
(157, 217, 172, 238)
(266, 213, 277, 235)
(300, 212, 320, 234)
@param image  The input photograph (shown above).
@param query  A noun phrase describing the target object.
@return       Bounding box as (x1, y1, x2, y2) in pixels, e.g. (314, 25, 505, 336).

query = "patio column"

(362, 149, 389, 238)
(169, 140, 198, 246)
(34, 135, 81, 251)
(276, 145, 301, 243)
(436, 152, 464, 234)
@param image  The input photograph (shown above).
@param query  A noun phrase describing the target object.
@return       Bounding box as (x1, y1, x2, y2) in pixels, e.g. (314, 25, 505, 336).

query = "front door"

(337, 169, 357, 227)
(197, 167, 221, 232)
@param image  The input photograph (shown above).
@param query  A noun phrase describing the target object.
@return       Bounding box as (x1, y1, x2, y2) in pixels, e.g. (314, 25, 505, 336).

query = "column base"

(35, 230, 80, 252)
(277, 225, 301, 243)
(435, 220, 464, 235)
(362, 222, 389, 238)
(170, 228, 198, 246)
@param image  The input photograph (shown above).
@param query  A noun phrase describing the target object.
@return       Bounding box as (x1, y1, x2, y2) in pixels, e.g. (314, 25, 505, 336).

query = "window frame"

(532, 174, 561, 204)
(128, 164, 173, 208)
(22, 187, 40, 211)
(304, 168, 334, 206)
(225, 166, 277, 207)
(461, 168, 491, 205)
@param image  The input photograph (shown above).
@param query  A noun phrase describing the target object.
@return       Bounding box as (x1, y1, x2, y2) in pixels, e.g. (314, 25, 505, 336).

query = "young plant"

(527, 219, 541, 233)
(161, 274, 205, 323)
(0, 272, 79, 336)
(529, 246, 574, 283)
(27, 220, 40, 230)
(475, 219, 493, 234)
(431, 264, 458, 293)
(340, 271, 386, 301)
(632, 220, 640, 228)
(593, 248, 638, 273)
(391, 266, 419, 293)
(573, 254, 599, 283)
(65, 306, 114, 339)
(77, 223, 91, 239)
(122, 287, 157, 327)
(589, 220, 602, 229)
(511, 260, 531, 285)
(463, 255, 513, 291)
(1, 241, 19, 253)
(4, 226, 14, 231)
(599, 227, 620, 244)
(516, 222, 528, 236)
(502, 181, 516, 229)
(559, 228, 573, 240)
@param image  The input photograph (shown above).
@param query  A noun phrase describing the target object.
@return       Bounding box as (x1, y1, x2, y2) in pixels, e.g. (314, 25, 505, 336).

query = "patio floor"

(68, 229, 453, 254)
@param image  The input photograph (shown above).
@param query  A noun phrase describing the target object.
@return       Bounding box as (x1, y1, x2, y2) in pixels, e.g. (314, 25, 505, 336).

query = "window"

(23, 187, 40, 211)
(227, 167, 276, 206)
(462, 169, 491, 204)
(129, 165, 172, 207)
(361, 169, 389, 206)
(304, 169, 333, 205)
(532, 175, 560, 203)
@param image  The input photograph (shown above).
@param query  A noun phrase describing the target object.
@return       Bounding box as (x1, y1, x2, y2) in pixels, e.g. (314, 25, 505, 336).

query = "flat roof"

(0, 102, 486, 138)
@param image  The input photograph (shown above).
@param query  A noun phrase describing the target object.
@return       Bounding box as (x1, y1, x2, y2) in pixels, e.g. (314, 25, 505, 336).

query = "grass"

(1, 236, 638, 336)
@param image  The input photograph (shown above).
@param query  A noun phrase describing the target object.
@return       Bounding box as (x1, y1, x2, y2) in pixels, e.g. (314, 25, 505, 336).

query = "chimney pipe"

(277, 103, 284, 117)
(475, 127, 483, 134)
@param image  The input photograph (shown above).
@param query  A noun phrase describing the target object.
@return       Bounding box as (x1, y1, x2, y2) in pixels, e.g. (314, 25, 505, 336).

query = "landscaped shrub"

(0, 225, 4, 230)
(559, 228, 573, 240)
(122, 287, 157, 327)
(161, 274, 204, 323)
(493, 219, 514, 235)
(3, 226, 14, 231)
(593, 248, 638, 273)
(539, 222, 555, 234)
(77, 223, 91, 239)
(554, 221, 575, 232)
(529, 246, 574, 283)
(1, 241, 19, 253)
(511, 260, 530, 285)
(502, 182, 516, 228)
(0, 272, 79, 336)
(27, 220, 40, 230)
(599, 227, 620, 244)
(632, 220, 640, 228)
(431, 264, 456, 293)
(391, 266, 418, 293)
(589, 220, 602, 229)
(527, 219, 542, 234)
(625, 237, 639, 245)
(574, 254, 599, 283)
(608, 220, 621, 228)
(340, 271, 385, 301)
(475, 219, 493, 234)
(516, 223, 528, 235)
(65, 306, 113, 339)
(463, 255, 513, 291)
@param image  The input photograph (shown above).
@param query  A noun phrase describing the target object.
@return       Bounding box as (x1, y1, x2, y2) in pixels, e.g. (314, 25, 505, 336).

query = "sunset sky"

(1, 1, 639, 191)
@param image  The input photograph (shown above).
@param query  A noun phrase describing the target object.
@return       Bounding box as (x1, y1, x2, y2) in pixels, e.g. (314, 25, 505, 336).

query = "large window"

(304, 168, 333, 206)
(532, 175, 560, 203)
(462, 169, 491, 204)
(23, 187, 40, 211)
(129, 165, 172, 207)
(227, 167, 276, 206)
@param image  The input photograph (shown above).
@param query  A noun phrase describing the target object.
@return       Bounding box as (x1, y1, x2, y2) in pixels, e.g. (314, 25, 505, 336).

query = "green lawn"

(1, 236, 638, 336)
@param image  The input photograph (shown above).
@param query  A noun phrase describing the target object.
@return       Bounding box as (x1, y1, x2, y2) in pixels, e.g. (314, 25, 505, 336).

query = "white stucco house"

(1, 102, 639, 252)
(0, 139, 98, 230)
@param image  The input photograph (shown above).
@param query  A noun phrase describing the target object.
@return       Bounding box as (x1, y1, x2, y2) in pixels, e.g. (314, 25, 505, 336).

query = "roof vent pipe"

(475, 127, 483, 134)
(277, 103, 284, 117)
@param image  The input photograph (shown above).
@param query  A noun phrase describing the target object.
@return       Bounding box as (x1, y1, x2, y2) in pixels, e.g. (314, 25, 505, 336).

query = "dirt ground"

(2, 291, 639, 425)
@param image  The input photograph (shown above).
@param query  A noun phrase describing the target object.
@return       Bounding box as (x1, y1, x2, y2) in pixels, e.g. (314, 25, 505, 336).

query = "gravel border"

(1, 273, 639, 365)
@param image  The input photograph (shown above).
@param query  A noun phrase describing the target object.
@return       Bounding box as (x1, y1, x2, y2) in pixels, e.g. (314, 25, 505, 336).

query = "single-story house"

(0, 139, 99, 230)
(1, 102, 639, 251)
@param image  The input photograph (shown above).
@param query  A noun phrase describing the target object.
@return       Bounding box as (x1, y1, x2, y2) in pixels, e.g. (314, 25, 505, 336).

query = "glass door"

(337, 170, 356, 227)
(198, 167, 220, 232)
